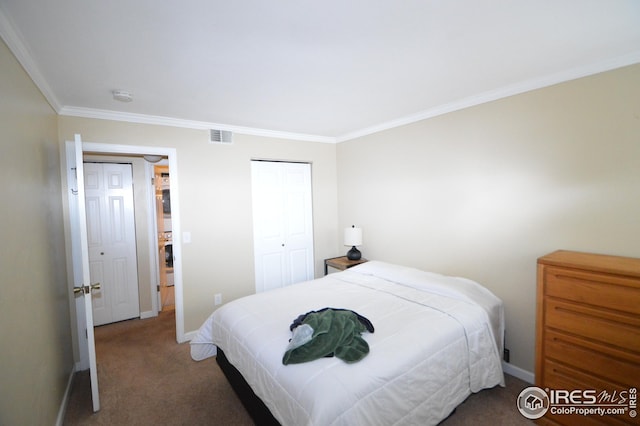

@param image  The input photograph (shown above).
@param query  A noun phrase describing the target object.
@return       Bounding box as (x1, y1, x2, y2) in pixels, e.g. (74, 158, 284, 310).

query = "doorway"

(153, 163, 175, 311)
(69, 140, 185, 368)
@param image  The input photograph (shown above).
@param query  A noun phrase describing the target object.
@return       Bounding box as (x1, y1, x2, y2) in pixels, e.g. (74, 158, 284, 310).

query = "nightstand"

(324, 256, 368, 275)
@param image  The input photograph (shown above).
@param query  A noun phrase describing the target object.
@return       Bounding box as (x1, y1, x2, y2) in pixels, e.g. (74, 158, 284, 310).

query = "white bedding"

(191, 261, 505, 426)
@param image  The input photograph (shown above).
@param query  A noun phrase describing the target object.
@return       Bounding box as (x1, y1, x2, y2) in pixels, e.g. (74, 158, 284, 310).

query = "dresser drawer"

(544, 330, 639, 388)
(544, 266, 640, 315)
(544, 298, 640, 352)
(542, 360, 634, 426)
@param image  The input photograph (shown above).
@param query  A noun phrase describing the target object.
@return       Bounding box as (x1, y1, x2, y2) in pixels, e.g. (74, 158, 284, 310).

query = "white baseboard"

(139, 310, 155, 319)
(502, 361, 534, 384)
(56, 364, 76, 426)
(183, 330, 198, 342)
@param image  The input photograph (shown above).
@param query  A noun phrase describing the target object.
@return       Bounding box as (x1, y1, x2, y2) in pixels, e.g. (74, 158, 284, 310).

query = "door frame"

(63, 139, 186, 371)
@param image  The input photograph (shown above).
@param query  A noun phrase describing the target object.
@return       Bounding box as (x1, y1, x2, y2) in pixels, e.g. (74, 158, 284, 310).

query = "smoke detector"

(112, 90, 133, 102)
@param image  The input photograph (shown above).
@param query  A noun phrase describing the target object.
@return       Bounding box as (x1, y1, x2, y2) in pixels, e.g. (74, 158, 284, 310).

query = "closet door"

(84, 162, 140, 326)
(251, 161, 314, 292)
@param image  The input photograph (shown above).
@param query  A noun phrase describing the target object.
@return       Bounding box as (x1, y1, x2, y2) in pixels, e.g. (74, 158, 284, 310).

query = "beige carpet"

(64, 310, 532, 425)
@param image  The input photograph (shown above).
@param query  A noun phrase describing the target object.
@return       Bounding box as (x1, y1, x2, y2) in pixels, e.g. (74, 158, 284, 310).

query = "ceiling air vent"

(210, 129, 233, 144)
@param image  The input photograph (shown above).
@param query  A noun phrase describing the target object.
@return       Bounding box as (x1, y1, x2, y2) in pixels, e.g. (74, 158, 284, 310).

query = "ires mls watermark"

(517, 386, 637, 420)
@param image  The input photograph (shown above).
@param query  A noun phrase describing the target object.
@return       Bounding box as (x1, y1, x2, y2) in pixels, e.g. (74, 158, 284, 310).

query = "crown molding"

(336, 50, 640, 142)
(58, 50, 640, 145)
(59, 106, 337, 143)
(0, 7, 62, 112)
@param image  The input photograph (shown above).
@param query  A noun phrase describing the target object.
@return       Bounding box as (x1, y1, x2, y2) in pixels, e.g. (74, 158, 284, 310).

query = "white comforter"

(191, 261, 505, 426)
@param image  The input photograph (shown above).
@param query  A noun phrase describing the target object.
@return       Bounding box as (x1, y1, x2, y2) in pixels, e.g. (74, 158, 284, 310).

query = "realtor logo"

(517, 386, 550, 419)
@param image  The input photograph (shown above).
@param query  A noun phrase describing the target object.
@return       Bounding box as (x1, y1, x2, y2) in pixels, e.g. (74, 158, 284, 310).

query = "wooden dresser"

(535, 250, 640, 425)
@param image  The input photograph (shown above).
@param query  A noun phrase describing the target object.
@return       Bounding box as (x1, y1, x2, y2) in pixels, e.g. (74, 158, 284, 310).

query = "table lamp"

(344, 225, 363, 260)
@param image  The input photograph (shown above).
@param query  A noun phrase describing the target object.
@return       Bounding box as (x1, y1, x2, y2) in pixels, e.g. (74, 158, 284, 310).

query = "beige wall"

(58, 117, 339, 333)
(0, 39, 72, 424)
(336, 64, 640, 374)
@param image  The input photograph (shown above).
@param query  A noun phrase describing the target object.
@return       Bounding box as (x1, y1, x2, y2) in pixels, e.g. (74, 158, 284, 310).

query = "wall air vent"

(210, 129, 233, 144)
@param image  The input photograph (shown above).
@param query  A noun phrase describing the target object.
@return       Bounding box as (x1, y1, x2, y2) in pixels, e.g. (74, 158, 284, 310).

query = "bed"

(191, 261, 505, 425)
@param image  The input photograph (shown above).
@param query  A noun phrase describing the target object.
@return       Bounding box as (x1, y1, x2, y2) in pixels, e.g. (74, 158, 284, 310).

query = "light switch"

(183, 231, 191, 243)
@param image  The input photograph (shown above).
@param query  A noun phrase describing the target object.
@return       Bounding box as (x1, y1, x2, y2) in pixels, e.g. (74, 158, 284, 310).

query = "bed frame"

(216, 348, 280, 425)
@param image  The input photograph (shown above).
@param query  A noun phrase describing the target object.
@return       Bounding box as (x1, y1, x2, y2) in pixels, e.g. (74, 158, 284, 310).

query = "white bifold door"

(84, 162, 140, 326)
(251, 161, 314, 293)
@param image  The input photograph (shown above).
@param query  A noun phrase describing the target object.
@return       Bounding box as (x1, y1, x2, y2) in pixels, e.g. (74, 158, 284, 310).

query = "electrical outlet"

(503, 348, 510, 363)
(214, 293, 222, 306)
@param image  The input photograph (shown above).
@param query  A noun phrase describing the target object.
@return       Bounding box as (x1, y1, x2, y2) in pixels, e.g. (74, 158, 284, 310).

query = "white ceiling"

(1, 0, 639, 142)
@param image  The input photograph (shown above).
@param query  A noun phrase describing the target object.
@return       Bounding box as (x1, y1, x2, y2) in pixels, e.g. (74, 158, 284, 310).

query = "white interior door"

(67, 135, 100, 412)
(84, 162, 140, 326)
(251, 161, 314, 292)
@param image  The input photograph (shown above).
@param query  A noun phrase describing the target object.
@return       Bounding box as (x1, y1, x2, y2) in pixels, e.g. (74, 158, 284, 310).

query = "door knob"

(73, 282, 101, 295)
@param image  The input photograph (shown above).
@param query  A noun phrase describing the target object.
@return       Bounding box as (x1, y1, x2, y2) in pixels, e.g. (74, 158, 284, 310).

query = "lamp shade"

(344, 226, 362, 247)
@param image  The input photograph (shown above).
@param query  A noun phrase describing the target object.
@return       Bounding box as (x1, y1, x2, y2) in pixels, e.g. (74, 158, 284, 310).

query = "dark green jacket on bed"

(282, 309, 370, 365)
